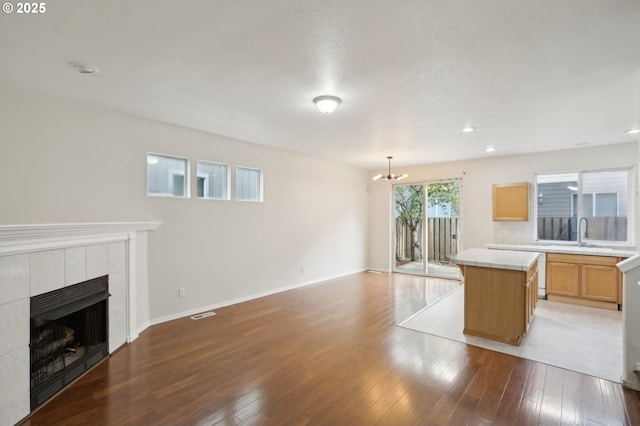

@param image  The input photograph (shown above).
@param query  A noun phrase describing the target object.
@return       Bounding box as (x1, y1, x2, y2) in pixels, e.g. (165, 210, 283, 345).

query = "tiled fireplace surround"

(0, 223, 159, 426)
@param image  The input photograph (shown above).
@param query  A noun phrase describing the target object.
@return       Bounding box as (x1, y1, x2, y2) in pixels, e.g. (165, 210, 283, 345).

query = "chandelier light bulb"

(372, 156, 408, 181)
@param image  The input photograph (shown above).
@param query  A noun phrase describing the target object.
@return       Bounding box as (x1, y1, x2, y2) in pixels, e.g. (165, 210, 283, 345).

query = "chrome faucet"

(578, 216, 589, 246)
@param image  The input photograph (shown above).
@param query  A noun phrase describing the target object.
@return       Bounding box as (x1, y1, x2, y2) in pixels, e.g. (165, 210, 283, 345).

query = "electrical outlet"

(300, 266, 304, 274)
(178, 288, 185, 297)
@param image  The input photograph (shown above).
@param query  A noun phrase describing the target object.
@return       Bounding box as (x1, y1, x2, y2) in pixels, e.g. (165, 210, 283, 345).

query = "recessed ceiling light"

(69, 62, 98, 74)
(485, 146, 495, 153)
(626, 128, 640, 134)
(462, 126, 475, 133)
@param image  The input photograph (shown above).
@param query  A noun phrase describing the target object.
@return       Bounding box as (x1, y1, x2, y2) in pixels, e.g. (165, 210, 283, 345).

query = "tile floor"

(400, 286, 622, 382)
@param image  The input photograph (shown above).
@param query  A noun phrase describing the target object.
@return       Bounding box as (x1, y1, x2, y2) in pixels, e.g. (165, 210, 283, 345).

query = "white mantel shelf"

(0, 222, 161, 255)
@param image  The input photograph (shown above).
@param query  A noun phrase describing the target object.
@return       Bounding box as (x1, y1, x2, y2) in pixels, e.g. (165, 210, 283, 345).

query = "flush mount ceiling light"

(69, 62, 98, 74)
(372, 156, 408, 181)
(462, 126, 476, 133)
(626, 128, 640, 134)
(313, 95, 341, 114)
(485, 145, 495, 153)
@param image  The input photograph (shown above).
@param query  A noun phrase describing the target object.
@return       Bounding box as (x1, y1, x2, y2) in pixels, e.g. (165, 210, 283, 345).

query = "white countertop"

(486, 243, 636, 258)
(449, 248, 539, 271)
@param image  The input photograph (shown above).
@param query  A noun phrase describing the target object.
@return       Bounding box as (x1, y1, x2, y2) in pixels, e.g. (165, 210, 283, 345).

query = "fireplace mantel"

(0, 222, 160, 424)
(0, 222, 161, 255)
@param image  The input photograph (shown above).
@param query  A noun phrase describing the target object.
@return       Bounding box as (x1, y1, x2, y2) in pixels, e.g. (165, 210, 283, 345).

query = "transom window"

(235, 167, 263, 202)
(196, 160, 229, 200)
(535, 168, 632, 245)
(147, 153, 189, 198)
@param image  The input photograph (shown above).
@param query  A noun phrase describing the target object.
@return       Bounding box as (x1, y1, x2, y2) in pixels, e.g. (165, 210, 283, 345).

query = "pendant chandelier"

(372, 156, 408, 181)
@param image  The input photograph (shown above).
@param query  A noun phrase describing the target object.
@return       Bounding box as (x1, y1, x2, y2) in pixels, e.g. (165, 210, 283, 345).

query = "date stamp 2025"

(3, 2, 46, 14)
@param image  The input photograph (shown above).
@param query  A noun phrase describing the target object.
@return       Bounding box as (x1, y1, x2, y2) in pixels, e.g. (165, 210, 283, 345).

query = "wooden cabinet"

(492, 182, 529, 221)
(546, 261, 579, 297)
(463, 261, 538, 346)
(581, 264, 620, 303)
(546, 253, 621, 310)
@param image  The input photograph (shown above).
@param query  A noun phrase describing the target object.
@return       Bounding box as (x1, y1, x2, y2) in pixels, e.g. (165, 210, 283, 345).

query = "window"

(196, 160, 229, 200)
(235, 166, 263, 202)
(535, 168, 632, 244)
(147, 153, 189, 197)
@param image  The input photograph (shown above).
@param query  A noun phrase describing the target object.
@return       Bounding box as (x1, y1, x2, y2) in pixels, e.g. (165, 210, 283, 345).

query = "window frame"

(534, 167, 634, 246)
(235, 166, 264, 202)
(146, 152, 190, 198)
(195, 159, 230, 201)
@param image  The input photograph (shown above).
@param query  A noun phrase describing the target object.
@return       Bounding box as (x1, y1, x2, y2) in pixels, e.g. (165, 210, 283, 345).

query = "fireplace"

(30, 275, 109, 410)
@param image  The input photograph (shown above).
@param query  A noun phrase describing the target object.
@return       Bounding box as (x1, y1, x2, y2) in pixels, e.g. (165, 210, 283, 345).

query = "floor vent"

(190, 311, 216, 320)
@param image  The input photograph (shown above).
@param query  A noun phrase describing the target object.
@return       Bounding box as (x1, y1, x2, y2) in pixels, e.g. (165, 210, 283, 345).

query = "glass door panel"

(394, 184, 425, 274)
(425, 180, 461, 279)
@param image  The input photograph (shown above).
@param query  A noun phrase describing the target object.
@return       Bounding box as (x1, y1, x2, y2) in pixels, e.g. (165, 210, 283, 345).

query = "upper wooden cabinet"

(492, 182, 529, 221)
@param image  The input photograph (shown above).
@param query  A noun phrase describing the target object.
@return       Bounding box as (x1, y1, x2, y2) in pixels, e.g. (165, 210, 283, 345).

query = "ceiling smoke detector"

(70, 62, 98, 74)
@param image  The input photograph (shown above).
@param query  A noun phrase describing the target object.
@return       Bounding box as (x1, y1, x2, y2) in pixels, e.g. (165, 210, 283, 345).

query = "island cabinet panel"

(463, 261, 537, 346)
(546, 253, 621, 310)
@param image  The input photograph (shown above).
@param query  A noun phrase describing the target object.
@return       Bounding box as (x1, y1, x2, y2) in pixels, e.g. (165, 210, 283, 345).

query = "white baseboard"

(146, 269, 367, 328)
(134, 322, 150, 338)
(623, 378, 640, 391)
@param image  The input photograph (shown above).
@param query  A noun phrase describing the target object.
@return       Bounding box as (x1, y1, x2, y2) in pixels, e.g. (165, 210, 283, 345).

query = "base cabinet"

(546, 253, 621, 310)
(546, 261, 579, 297)
(463, 261, 538, 346)
(581, 264, 620, 303)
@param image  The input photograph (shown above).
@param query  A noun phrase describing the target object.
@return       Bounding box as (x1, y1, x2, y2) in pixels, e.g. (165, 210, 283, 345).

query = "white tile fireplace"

(0, 222, 159, 425)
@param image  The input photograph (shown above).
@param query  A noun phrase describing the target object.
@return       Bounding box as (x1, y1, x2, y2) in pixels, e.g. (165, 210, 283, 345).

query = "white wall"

(367, 142, 638, 271)
(0, 87, 369, 326)
(625, 139, 640, 389)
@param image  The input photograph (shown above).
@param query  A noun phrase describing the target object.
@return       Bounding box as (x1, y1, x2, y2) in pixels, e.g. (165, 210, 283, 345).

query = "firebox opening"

(29, 275, 109, 411)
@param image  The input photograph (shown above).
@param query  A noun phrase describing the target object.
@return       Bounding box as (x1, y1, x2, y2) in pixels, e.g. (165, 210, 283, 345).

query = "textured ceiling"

(1, 0, 639, 169)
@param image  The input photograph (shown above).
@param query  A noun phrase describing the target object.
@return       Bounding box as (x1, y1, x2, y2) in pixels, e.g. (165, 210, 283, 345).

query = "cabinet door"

(581, 264, 619, 302)
(547, 261, 579, 297)
(492, 182, 529, 221)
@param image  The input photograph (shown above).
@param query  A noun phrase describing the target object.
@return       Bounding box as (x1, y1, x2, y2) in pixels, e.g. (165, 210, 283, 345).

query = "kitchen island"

(449, 248, 540, 346)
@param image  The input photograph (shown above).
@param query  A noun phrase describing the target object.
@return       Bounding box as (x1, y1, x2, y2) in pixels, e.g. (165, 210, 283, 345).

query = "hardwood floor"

(22, 272, 640, 425)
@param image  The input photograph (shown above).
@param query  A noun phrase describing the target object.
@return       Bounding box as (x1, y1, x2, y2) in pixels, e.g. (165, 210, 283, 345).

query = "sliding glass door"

(393, 180, 461, 279)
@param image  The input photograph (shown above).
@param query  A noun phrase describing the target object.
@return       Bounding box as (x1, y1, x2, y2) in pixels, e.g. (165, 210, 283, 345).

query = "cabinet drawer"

(546, 253, 620, 266)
